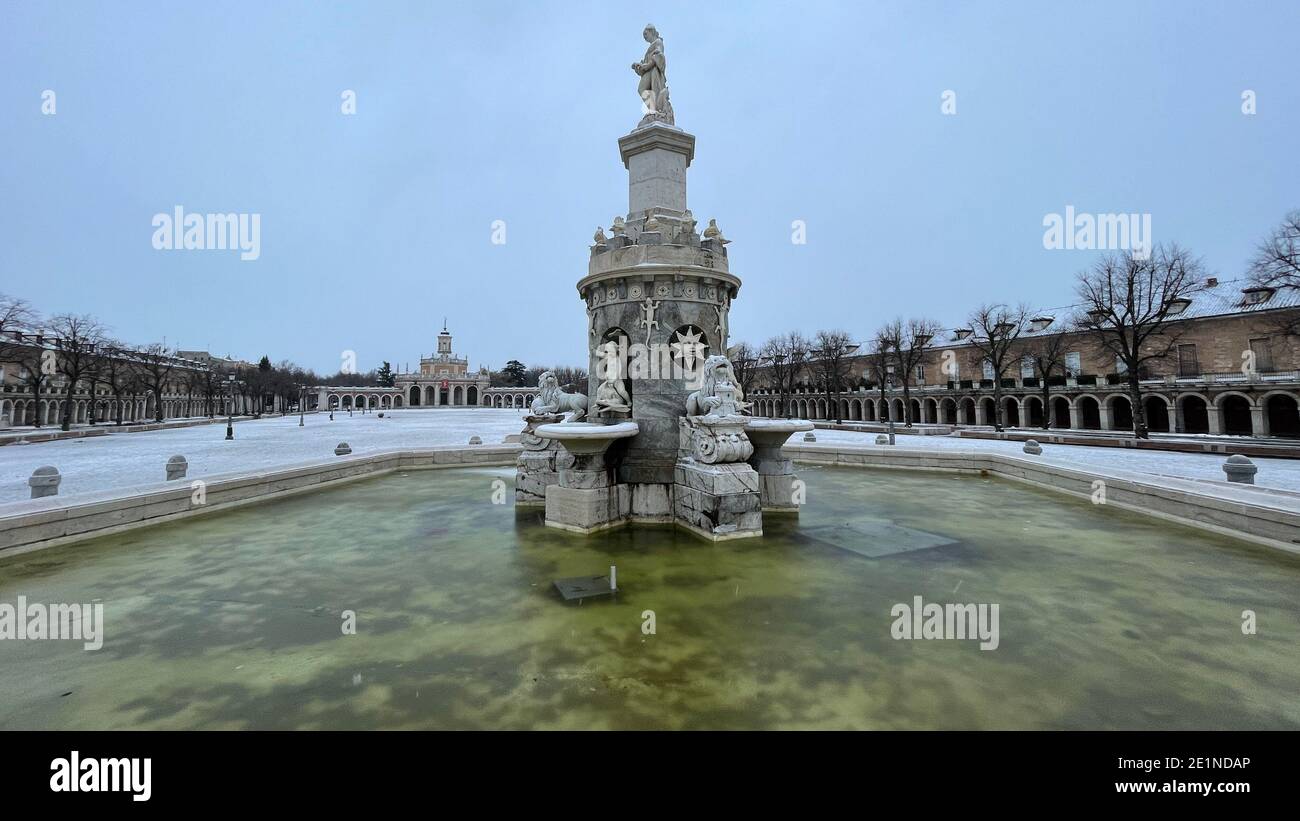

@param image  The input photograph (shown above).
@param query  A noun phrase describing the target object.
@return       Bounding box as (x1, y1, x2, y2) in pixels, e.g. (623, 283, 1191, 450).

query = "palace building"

(393, 323, 490, 408)
(749, 277, 1300, 438)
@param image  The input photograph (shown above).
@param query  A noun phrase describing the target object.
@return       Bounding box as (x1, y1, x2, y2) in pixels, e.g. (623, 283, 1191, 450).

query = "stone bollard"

(334, 442, 352, 456)
(378, 412, 384, 418)
(1222, 454, 1257, 484)
(29, 466, 61, 499)
(803, 432, 817, 443)
(875, 434, 890, 445)
(468, 436, 482, 445)
(1023, 439, 1042, 455)
(166, 454, 188, 480)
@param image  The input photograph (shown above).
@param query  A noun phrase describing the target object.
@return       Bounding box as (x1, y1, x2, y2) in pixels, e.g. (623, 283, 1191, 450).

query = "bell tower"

(437, 318, 452, 356)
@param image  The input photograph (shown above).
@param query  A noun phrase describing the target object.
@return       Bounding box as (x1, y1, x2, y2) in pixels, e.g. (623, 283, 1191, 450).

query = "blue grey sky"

(2, 0, 1297, 374)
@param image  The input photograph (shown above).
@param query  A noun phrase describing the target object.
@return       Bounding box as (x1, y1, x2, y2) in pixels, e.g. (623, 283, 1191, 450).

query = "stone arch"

(940, 397, 957, 424)
(1216, 391, 1254, 435)
(960, 397, 976, 425)
(1023, 395, 1044, 427)
(1002, 396, 1020, 427)
(1264, 391, 1300, 437)
(979, 396, 995, 426)
(1107, 394, 1133, 432)
(409, 385, 421, 406)
(1076, 394, 1101, 429)
(1050, 396, 1071, 429)
(1143, 395, 1170, 433)
(1177, 393, 1209, 434)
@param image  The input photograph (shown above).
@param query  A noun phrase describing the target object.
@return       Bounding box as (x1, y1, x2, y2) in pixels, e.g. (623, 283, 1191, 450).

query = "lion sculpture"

(530, 371, 588, 421)
(686, 355, 749, 417)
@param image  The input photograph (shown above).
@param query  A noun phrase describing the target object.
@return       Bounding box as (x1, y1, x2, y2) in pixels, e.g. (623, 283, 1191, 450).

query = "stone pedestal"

(516, 414, 567, 506)
(673, 461, 762, 541)
(673, 415, 762, 540)
(544, 451, 629, 533)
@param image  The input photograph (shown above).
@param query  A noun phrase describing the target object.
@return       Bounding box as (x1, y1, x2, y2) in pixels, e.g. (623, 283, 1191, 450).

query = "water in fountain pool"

(0, 464, 1297, 730)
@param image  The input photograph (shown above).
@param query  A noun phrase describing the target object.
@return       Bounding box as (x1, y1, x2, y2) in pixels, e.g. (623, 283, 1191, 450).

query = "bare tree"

(810, 329, 857, 423)
(760, 331, 810, 418)
(0, 295, 39, 412)
(967, 303, 1031, 431)
(96, 343, 136, 425)
(1248, 210, 1300, 336)
(728, 341, 759, 398)
(1249, 210, 1300, 289)
(863, 331, 895, 422)
(9, 337, 52, 427)
(1021, 329, 1070, 429)
(881, 317, 941, 426)
(133, 343, 178, 422)
(1074, 243, 1203, 438)
(48, 314, 107, 431)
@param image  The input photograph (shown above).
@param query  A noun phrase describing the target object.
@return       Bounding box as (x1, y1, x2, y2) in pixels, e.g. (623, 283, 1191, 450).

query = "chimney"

(1205, 277, 1218, 287)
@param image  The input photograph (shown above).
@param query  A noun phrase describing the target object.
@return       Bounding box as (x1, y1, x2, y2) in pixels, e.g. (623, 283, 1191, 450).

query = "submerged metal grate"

(803, 519, 957, 558)
(553, 575, 617, 601)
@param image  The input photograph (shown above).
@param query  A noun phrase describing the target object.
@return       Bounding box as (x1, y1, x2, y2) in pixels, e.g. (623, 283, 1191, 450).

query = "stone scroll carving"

(530, 372, 588, 421)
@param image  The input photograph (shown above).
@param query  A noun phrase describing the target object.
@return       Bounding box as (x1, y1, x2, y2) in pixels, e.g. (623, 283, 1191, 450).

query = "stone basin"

(534, 421, 640, 455)
(744, 418, 815, 448)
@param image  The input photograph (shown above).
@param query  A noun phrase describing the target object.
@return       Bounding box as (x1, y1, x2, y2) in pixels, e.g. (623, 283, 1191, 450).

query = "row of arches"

(482, 393, 537, 409)
(750, 390, 1300, 438)
(406, 384, 478, 407)
(0, 396, 229, 428)
(327, 393, 403, 410)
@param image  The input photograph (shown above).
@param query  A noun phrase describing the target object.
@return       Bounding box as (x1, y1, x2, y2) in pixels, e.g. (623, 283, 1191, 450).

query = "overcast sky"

(2, 0, 1297, 374)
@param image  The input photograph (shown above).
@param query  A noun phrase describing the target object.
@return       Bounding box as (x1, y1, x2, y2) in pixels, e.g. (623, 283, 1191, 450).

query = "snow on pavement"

(0, 409, 1296, 504)
(810, 428, 1300, 493)
(0, 409, 529, 503)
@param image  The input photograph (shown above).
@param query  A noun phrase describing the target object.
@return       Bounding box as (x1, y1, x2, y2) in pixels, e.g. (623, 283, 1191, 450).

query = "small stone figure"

(594, 374, 632, 415)
(594, 226, 608, 245)
(530, 371, 589, 421)
(611, 216, 626, 236)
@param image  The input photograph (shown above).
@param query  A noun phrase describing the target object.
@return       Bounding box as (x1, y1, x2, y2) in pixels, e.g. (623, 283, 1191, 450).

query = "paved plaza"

(1, 407, 1295, 504)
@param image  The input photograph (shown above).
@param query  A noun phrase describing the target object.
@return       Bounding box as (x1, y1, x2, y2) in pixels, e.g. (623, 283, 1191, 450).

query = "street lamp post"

(885, 365, 897, 445)
(299, 387, 305, 427)
(224, 374, 236, 440)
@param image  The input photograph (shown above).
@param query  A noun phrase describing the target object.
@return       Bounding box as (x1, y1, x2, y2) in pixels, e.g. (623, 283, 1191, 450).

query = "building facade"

(750, 278, 1300, 438)
(393, 324, 491, 408)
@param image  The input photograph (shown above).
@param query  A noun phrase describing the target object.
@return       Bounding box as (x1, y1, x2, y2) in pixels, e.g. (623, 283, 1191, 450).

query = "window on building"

(1065, 352, 1082, 376)
(1177, 344, 1199, 377)
(914, 363, 924, 382)
(1115, 357, 1127, 375)
(1249, 337, 1274, 372)
(1020, 355, 1035, 379)
(981, 359, 995, 380)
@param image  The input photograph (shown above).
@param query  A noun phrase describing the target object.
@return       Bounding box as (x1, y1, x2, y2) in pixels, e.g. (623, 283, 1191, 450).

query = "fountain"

(522, 24, 813, 540)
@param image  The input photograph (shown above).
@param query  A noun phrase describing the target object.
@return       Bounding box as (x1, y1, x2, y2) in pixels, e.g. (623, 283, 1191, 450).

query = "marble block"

(672, 460, 762, 541)
(545, 483, 631, 534)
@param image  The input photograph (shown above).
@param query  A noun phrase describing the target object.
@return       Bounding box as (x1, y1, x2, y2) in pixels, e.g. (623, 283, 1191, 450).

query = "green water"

(1, 465, 1297, 730)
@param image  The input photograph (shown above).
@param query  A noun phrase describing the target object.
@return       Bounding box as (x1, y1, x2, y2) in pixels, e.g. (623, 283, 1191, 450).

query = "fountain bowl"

(744, 418, 815, 448)
(534, 421, 639, 454)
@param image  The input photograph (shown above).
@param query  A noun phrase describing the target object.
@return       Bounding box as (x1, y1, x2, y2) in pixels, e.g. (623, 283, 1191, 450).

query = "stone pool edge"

(0, 442, 1296, 557)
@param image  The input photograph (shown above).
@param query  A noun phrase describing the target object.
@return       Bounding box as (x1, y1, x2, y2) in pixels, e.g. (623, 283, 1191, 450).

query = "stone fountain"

(517, 24, 812, 540)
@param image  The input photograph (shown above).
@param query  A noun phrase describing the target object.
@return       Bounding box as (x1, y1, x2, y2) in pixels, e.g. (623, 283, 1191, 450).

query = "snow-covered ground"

(0, 409, 528, 503)
(0, 408, 1296, 503)
(810, 428, 1300, 492)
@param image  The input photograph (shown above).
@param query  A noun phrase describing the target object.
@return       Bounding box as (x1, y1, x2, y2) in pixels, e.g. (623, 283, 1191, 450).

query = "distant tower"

(437, 318, 452, 356)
